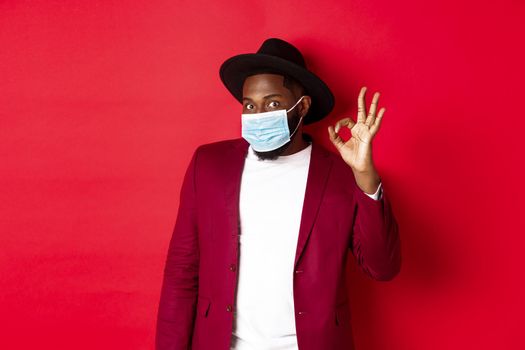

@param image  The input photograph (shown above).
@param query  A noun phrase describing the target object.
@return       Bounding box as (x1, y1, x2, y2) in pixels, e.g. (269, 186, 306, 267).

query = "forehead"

(242, 73, 290, 98)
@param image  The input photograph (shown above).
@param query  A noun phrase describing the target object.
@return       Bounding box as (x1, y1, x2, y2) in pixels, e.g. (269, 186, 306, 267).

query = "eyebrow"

(242, 94, 283, 102)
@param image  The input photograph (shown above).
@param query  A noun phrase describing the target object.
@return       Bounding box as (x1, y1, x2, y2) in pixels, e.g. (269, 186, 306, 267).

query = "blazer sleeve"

(351, 179, 401, 281)
(156, 148, 200, 350)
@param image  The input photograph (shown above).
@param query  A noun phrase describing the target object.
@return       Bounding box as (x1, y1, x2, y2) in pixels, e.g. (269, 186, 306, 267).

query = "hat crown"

(219, 37, 334, 124)
(257, 38, 306, 68)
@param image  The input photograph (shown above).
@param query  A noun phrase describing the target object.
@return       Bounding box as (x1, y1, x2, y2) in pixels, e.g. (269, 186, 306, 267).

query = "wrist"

(353, 168, 381, 194)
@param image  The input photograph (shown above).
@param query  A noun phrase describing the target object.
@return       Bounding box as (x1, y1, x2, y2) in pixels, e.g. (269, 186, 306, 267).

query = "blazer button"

(298, 311, 306, 315)
(295, 269, 304, 274)
(229, 264, 236, 271)
(226, 304, 233, 312)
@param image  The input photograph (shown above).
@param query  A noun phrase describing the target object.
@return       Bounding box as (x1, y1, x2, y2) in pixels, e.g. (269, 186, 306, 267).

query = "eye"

(245, 103, 254, 110)
(268, 101, 280, 108)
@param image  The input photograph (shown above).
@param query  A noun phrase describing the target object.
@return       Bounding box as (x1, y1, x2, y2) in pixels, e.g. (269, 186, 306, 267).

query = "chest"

(240, 160, 309, 213)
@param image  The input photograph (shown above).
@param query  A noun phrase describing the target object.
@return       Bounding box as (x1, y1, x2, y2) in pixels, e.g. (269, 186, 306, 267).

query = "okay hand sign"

(328, 86, 385, 173)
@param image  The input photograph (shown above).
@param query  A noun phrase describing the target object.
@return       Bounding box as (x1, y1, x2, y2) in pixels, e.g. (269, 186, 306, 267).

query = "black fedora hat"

(219, 38, 335, 125)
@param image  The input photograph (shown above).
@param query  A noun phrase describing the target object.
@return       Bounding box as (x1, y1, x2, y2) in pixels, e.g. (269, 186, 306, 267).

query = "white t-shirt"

(230, 143, 382, 350)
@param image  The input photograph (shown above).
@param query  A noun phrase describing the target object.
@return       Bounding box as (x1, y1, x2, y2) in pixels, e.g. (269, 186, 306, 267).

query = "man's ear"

(300, 95, 312, 118)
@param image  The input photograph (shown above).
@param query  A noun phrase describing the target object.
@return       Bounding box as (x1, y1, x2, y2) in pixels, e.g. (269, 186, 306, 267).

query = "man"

(156, 38, 401, 350)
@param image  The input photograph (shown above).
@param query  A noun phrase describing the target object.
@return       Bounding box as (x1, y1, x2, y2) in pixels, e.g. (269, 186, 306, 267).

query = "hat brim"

(219, 53, 334, 125)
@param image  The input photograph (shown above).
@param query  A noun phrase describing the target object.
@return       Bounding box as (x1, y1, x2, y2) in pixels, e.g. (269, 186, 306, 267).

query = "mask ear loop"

(287, 96, 306, 138)
(289, 115, 305, 139)
(286, 95, 306, 113)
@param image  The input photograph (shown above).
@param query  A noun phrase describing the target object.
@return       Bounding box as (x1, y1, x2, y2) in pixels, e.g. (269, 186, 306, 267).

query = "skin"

(242, 74, 382, 195)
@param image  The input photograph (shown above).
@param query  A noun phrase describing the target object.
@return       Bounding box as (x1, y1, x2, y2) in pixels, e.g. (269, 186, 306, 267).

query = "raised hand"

(327, 86, 385, 173)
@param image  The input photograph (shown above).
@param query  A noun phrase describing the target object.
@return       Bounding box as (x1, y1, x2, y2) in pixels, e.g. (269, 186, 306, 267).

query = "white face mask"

(241, 96, 305, 152)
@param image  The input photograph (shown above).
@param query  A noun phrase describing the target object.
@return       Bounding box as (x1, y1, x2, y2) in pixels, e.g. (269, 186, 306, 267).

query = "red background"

(1, 1, 523, 349)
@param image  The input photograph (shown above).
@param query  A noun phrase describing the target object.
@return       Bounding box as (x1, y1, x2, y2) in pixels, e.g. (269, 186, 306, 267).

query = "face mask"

(241, 95, 306, 152)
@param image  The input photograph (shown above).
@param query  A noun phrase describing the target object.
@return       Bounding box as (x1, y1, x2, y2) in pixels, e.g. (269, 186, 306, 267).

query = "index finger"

(334, 117, 356, 133)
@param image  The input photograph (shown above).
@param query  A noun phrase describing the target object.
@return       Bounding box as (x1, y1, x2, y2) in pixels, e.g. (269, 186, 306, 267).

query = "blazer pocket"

(334, 300, 351, 327)
(197, 295, 211, 317)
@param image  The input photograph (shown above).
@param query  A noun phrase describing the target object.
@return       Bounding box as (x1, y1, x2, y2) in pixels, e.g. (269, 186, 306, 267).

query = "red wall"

(1, 1, 523, 349)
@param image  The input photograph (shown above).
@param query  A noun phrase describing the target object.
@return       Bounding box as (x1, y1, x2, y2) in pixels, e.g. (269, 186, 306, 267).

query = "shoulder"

(195, 138, 246, 154)
(189, 137, 248, 167)
(197, 137, 245, 151)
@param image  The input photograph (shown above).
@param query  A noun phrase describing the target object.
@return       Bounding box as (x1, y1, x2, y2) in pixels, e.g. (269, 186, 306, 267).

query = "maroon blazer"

(156, 137, 401, 350)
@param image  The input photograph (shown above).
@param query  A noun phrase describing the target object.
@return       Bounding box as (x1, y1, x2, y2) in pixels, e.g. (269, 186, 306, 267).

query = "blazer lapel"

(223, 139, 249, 237)
(294, 142, 333, 269)
(220, 138, 333, 270)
